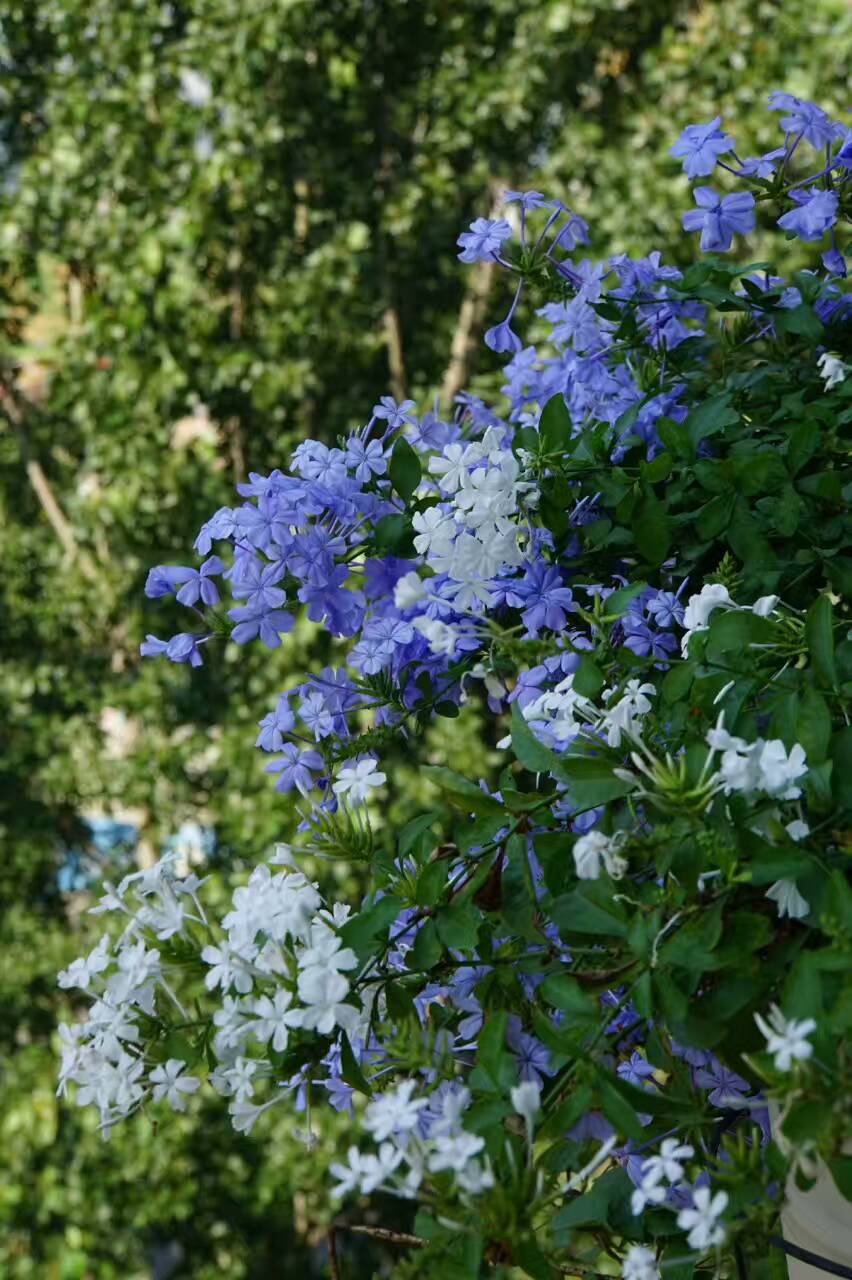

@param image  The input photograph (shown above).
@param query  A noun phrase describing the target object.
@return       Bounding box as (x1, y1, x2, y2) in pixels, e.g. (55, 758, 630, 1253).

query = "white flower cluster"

(330, 1081, 494, 1201)
(680, 583, 780, 656)
(57, 858, 206, 1134)
(521, 676, 656, 753)
(58, 849, 371, 1137)
(415, 429, 535, 613)
(705, 717, 808, 800)
(631, 1139, 728, 1252)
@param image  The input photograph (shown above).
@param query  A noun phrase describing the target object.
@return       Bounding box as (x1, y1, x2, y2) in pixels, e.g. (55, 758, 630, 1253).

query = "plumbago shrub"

(59, 95, 852, 1278)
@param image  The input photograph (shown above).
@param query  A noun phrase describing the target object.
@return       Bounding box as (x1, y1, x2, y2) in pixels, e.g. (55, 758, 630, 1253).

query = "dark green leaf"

(389, 436, 422, 500)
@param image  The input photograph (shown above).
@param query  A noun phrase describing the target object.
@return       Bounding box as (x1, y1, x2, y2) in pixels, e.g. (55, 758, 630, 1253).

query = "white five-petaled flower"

(573, 830, 627, 881)
(817, 351, 848, 390)
(510, 1081, 541, 1134)
(630, 1168, 667, 1216)
(364, 1079, 428, 1142)
(754, 1004, 816, 1071)
(333, 757, 386, 805)
(766, 878, 809, 920)
(149, 1059, 202, 1112)
(622, 1245, 660, 1280)
(426, 1130, 485, 1173)
(676, 1184, 728, 1249)
(641, 1138, 694, 1184)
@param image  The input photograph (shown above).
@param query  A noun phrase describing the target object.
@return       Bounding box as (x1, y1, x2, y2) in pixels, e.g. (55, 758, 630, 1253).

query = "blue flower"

(682, 188, 755, 252)
(228, 603, 294, 648)
(736, 146, 786, 178)
(822, 248, 847, 278)
(344, 436, 387, 482)
(255, 695, 295, 751)
(144, 565, 192, 599)
(140, 632, 205, 667)
(173, 556, 224, 607)
(777, 188, 839, 242)
(231, 559, 287, 611)
(617, 1052, 656, 1088)
(265, 743, 324, 797)
(504, 190, 548, 211)
(484, 316, 523, 353)
(507, 1017, 553, 1086)
(670, 116, 734, 177)
(371, 395, 418, 430)
(768, 92, 842, 149)
(456, 217, 513, 264)
(510, 562, 575, 638)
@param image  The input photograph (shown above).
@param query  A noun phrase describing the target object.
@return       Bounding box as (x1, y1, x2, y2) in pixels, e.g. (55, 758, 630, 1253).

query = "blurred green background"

(0, 1, 849, 1275)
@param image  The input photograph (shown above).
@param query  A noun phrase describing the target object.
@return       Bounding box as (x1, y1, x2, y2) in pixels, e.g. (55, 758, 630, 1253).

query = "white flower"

(786, 819, 810, 842)
(58, 937, 111, 990)
(220, 1057, 258, 1102)
(682, 583, 733, 632)
(817, 352, 848, 390)
(428, 441, 484, 493)
(676, 1184, 728, 1249)
(330, 1146, 371, 1197)
(201, 941, 253, 994)
(364, 1080, 428, 1142)
(413, 616, 460, 657)
(178, 68, 212, 108)
(641, 1138, 694, 1184)
(622, 1245, 660, 1280)
(455, 1157, 494, 1195)
(600, 681, 655, 748)
(246, 989, 295, 1053)
(573, 831, 626, 881)
(412, 506, 455, 555)
(394, 571, 428, 609)
(149, 1059, 201, 1112)
(630, 1169, 667, 1215)
(752, 594, 779, 617)
(295, 967, 359, 1036)
(510, 1080, 541, 1131)
(229, 1097, 277, 1135)
(426, 1130, 485, 1173)
(766, 878, 809, 920)
(756, 740, 808, 799)
(754, 1005, 816, 1071)
(333, 757, 386, 805)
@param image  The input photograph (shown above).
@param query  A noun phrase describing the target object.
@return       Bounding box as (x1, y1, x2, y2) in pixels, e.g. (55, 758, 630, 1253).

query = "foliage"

(59, 91, 852, 1279)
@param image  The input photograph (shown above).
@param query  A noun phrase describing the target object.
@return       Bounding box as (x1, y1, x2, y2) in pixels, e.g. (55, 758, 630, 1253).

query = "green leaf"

(831, 727, 852, 811)
(398, 809, 443, 857)
(553, 1169, 634, 1230)
(511, 702, 558, 773)
(340, 895, 402, 958)
(805, 593, 838, 688)
(435, 901, 481, 951)
(539, 394, 574, 453)
(550, 887, 627, 938)
(477, 1011, 509, 1082)
(409, 917, 443, 970)
(552, 754, 633, 810)
(423, 765, 502, 813)
(389, 436, 422, 500)
(603, 581, 649, 618)
(572, 655, 605, 699)
(686, 393, 739, 454)
(631, 486, 672, 565)
(796, 687, 831, 763)
(385, 981, 419, 1024)
(539, 974, 598, 1021)
(775, 302, 824, 344)
(372, 513, 413, 553)
(705, 609, 775, 663)
(339, 1032, 372, 1096)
